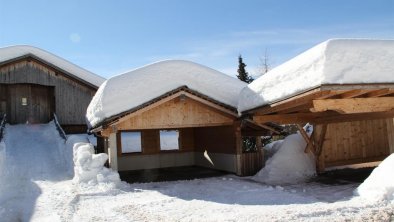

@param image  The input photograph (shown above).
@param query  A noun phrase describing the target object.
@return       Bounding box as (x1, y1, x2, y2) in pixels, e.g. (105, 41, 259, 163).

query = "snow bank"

(263, 139, 283, 160)
(355, 154, 394, 202)
(0, 141, 5, 177)
(254, 133, 316, 185)
(0, 45, 105, 87)
(239, 39, 394, 112)
(86, 60, 246, 127)
(73, 143, 120, 187)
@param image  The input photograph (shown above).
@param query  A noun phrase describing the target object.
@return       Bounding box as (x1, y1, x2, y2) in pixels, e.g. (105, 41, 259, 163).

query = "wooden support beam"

(364, 88, 394, 98)
(244, 119, 280, 134)
(313, 124, 328, 173)
(312, 97, 394, 114)
(253, 89, 335, 115)
(338, 89, 369, 98)
(234, 121, 243, 176)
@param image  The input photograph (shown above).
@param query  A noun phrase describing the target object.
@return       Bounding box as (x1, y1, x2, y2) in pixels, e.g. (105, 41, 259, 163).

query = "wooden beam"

(313, 124, 328, 173)
(296, 124, 310, 145)
(244, 119, 280, 134)
(253, 89, 335, 115)
(296, 124, 315, 155)
(312, 97, 394, 114)
(338, 89, 369, 98)
(363, 88, 394, 98)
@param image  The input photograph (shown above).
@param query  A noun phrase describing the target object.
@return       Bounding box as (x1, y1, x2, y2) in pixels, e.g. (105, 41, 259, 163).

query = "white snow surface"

(0, 122, 393, 221)
(0, 45, 105, 87)
(356, 153, 394, 202)
(255, 133, 316, 185)
(73, 142, 121, 186)
(239, 39, 394, 112)
(86, 60, 246, 127)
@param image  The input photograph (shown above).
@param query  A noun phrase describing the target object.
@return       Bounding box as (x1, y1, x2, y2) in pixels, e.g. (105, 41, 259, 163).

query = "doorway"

(0, 84, 55, 124)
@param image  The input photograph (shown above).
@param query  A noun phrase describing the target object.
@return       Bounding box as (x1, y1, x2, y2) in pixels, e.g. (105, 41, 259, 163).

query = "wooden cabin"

(239, 39, 394, 172)
(88, 60, 277, 176)
(0, 45, 105, 133)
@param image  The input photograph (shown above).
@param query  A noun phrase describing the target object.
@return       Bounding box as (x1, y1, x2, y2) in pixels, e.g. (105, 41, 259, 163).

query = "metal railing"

(53, 113, 67, 141)
(0, 114, 6, 142)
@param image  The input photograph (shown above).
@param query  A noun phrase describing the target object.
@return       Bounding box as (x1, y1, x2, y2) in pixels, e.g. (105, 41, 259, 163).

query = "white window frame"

(120, 131, 142, 153)
(159, 130, 180, 151)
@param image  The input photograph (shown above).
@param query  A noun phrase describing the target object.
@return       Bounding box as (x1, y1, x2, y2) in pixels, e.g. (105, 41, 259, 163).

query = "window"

(121, 132, 142, 153)
(160, 130, 179, 150)
(21, 97, 27, 106)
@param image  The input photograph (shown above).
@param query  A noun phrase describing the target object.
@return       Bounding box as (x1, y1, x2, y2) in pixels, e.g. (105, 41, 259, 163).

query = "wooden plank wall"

(116, 98, 234, 130)
(323, 118, 391, 167)
(0, 60, 96, 125)
(117, 128, 195, 156)
(240, 150, 263, 176)
(194, 126, 236, 154)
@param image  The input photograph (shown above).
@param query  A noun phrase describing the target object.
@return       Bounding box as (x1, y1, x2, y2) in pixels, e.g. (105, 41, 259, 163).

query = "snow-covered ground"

(0, 123, 393, 222)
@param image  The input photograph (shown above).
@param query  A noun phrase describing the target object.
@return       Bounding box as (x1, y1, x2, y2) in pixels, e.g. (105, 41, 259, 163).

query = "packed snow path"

(0, 123, 70, 222)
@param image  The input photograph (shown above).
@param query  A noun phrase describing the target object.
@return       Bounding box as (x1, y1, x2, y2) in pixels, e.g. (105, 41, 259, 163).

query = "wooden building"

(88, 60, 277, 176)
(239, 39, 394, 172)
(0, 45, 105, 133)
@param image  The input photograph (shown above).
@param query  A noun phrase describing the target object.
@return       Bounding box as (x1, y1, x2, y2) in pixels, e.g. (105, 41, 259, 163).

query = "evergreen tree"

(237, 55, 254, 83)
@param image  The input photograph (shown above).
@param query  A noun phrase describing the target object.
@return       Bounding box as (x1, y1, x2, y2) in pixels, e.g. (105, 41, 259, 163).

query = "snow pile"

(355, 153, 394, 202)
(254, 133, 316, 185)
(263, 139, 283, 160)
(0, 45, 105, 87)
(0, 141, 5, 177)
(86, 60, 246, 127)
(239, 39, 394, 112)
(73, 142, 120, 187)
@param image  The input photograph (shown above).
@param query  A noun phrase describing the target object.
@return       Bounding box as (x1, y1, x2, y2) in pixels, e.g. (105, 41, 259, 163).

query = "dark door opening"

(0, 84, 55, 124)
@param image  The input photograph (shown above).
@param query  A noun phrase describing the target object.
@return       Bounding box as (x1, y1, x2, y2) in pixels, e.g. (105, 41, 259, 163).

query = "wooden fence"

(240, 150, 264, 176)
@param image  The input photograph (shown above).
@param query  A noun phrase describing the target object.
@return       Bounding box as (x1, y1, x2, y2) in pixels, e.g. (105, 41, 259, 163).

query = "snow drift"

(254, 133, 316, 185)
(86, 60, 246, 127)
(356, 153, 394, 202)
(73, 143, 120, 186)
(239, 39, 394, 112)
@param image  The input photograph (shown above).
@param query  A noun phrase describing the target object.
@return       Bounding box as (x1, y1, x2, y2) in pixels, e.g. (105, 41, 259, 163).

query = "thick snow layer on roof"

(86, 60, 246, 127)
(0, 45, 105, 87)
(238, 39, 394, 112)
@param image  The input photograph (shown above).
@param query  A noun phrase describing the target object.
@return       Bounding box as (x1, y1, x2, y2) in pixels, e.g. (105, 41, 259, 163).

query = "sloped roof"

(86, 60, 246, 128)
(238, 39, 394, 112)
(0, 45, 105, 87)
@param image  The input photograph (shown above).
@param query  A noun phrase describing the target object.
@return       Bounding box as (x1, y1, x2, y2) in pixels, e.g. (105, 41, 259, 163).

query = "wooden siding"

(323, 119, 391, 167)
(0, 59, 97, 125)
(240, 151, 264, 176)
(115, 97, 234, 131)
(194, 126, 236, 154)
(117, 128, 195, 156)
(1, 84, 54, 124)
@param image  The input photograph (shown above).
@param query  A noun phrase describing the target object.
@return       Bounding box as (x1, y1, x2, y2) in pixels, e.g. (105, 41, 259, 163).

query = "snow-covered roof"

(86, 60, 246, 127)
(238, 39, 394, 112)
(0, 45, 105, 87)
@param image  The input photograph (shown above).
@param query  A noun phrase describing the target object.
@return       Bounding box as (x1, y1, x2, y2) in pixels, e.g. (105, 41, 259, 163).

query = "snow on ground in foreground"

(0, 123, 393, 221)
(356, 153, 394, 202)
(254, 133, 316, 185)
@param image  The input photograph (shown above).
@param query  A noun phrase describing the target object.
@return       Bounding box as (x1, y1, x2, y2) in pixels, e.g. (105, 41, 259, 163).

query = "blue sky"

(0, 0, 393, 79)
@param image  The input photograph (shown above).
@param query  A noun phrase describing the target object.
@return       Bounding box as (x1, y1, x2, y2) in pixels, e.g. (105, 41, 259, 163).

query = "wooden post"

(386, 118, 394, 154)
(108, 133, 118, 171)
(313, 124, 328, 173)
(234, 121, 243, 176)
